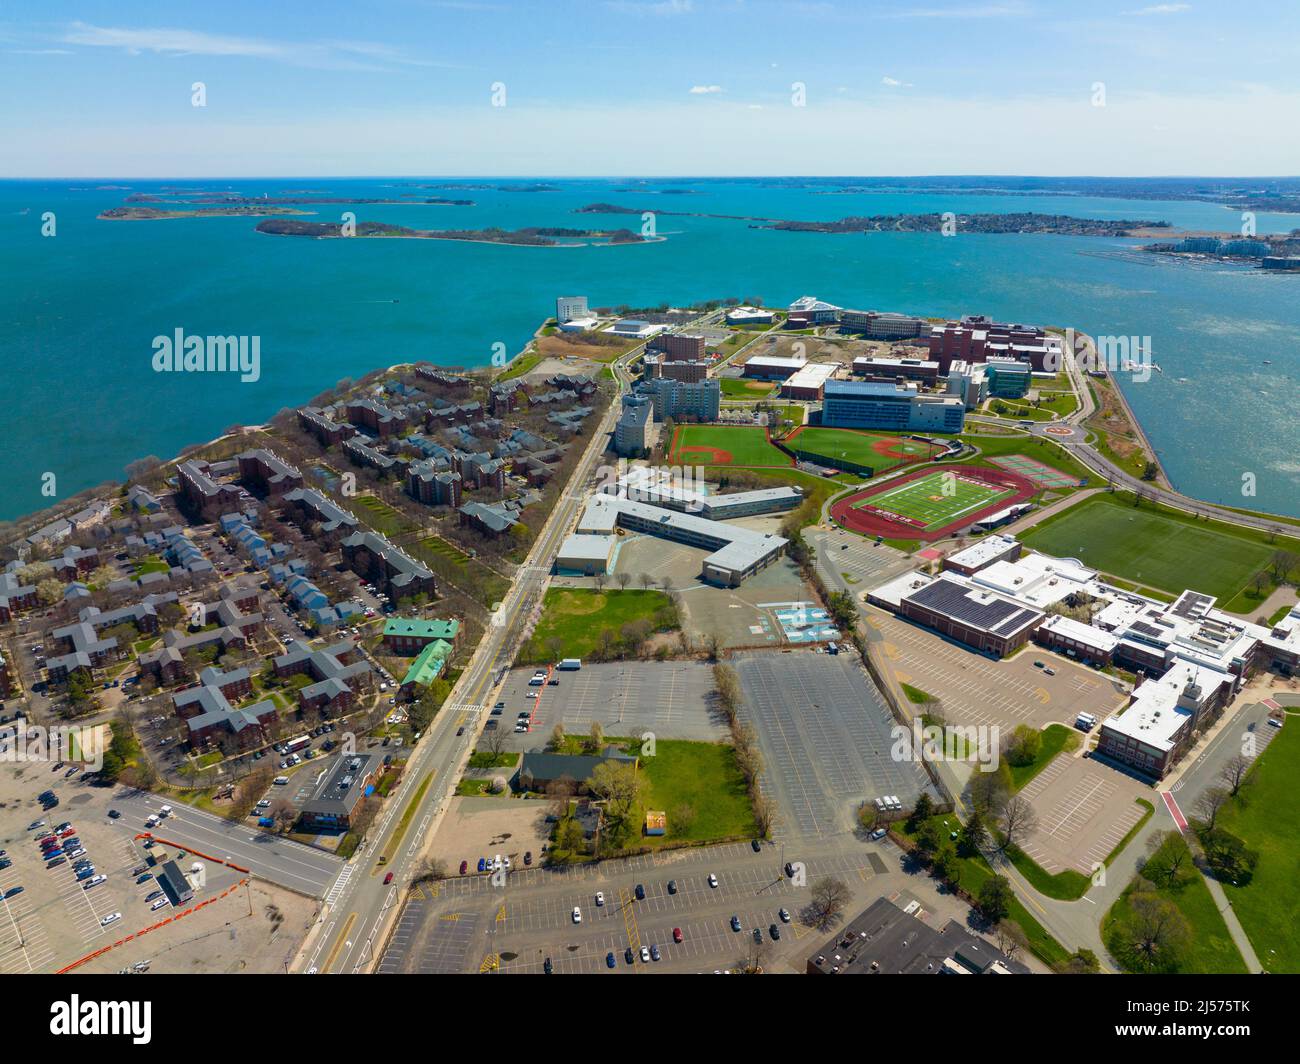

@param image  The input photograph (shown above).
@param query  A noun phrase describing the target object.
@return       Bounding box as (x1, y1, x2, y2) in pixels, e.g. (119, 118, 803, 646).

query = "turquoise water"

(1, 177, 1297, 521)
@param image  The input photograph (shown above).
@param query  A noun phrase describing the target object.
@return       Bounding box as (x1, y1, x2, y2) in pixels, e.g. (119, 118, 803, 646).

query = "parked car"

(649, 944, 661, 962)
(606, 952, 617, 969)
(543, 957, 553, 975)
(571, 906, 582, 924)
(595, 890, 604, 906)
(752, 928, 763, 944)
(100, 912, 122, 926)
(672, 927, 683, 943)
(769, 923, 781, 941)
(107, 809, 121, 819)
(151, 897, 170, 911)
(779, 908, 791, 923)
(459, 860, 468, 875)
(751, 839, 762, 852)
(83, 875, 107, 889)
(730, 915, 742, 932)
(145, 890, 163, 902)
(640, 946, 651, 963)
(624, 947, 635, 965)
(708, 873, 719, 888)
(634, 883, 645, 900)
(384, 872, 394, 885)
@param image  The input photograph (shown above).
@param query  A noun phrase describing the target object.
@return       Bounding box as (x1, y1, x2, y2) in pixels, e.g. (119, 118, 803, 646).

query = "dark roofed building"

(299, 753, 377, 832)
(806, 897, 1031, 975)
(514, 747, 637, 793)
(156, 860, 194, 905)
(899, 574, 1044, 657)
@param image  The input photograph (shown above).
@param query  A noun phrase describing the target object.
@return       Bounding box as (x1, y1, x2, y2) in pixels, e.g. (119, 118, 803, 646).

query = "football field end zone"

(829, 464, 1038, 542)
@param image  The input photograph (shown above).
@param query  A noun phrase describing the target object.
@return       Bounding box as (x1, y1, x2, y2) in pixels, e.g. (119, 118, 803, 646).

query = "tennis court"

(988, 454, 1079, 489)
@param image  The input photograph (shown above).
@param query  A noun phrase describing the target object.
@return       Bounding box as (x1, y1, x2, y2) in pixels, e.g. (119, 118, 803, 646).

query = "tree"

(545, 636, 565, 663)
(412, 857, 448, 885)
(932, 845, 959, 883)
(586, 761, 644, 832)
(1193, 786, 1230, 830)
(548, 722, 566, 751)
(1218, 754, 1251, 798)
(639, 573, 654, 590)
(1003, 724, 1042, 768)
(37, 577, 64, 606)
(1142, 831, 1193, 889)
(482, 725, 509, 760)
(994, 920, 1029, 962)
(593, 572, 607, 592)
(615, 572, 632, 590)
(1126, 890, 1190, 972)
(969, 767, 1010, 818)
(977, 875, 1013, 923)
(588, 720, 605, 752)
(269, 799, 297, 834)
(957, 808, 988, 857)
(906, 792, 934, 831)
(998, 796, 1038, 853)
(916, 820, 944, 855)
(1059, 948, 1100, 974)
(1200, 827, 1258, 884)
(807, 876, 850, 930)
(671, 803, 696, 836)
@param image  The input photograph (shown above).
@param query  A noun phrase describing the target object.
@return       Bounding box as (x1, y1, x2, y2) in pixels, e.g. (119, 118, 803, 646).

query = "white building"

(555, 295, 589, 323)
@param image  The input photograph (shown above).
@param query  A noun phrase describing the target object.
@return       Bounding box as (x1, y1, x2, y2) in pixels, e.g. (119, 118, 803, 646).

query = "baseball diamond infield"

(830, 464, 1039, 541)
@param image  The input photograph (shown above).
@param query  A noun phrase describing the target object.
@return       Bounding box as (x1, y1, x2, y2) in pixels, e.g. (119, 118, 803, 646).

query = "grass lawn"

(1008, 724, 1079, 791)
(634, 739, 758, 845)
(496, 351, 543, 381)
(1102, 832, 1248, 974)
(719, 377, 776, 398)
(894, 814, 1071, 967)
(789, 426, 942, 472)
(353, 494, 415, 536)
(520, 588, 678, 663)
(1215, 720, 1300, 972)
(132, 555, 172, 577)
(669, 424, 790, 467)
(1019, 491, 1290, 602)
(901, 682, 936, 704)
(951, 432, 1095, 488)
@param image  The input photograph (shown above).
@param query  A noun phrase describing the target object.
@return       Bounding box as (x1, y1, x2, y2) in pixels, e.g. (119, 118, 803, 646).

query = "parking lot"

(868, 609, 1127, 733)
(488, 661, 725, 749)
(732, 649, 934, 841)
(1016, 754, 1149, 875)
(377, 836, 915, 975)
(0, 762, 261, 971)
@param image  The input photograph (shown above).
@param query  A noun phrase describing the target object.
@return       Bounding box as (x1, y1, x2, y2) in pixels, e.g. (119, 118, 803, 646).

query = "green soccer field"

(790, 427, 938, 472)
(669, 425, 790, 466)
(1019, 493, 1277, 599)
(855, 471, 1014, 531)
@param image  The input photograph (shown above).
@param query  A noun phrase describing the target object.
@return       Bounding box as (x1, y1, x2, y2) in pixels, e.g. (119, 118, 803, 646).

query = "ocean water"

(1, 177, 1297, 522)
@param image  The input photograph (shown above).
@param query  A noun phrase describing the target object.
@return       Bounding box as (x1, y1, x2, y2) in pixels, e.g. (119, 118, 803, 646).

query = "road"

(296, 315, 713, 974)
(109, 789, 344, 896)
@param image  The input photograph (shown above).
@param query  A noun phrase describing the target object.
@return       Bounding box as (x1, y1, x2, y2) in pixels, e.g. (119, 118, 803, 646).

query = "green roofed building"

(382, 616, 461, 655)
(400, 639, 452, 693)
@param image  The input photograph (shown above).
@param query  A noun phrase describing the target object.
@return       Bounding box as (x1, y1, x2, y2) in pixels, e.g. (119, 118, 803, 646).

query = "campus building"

(576, 493, 788, 587)
(340, 530, 436, 601)
(820, 380, 965, 433)
(838, 310, 930, 340)
(614, 397, 652, 457)
(555, 295, 589, 323)
(646, 378, 720, 423)
(852, 356, 941, 386)
(985, 357, 1033, 399)
(237, 449, 304, 497)
(382, 617, 460, 655)
(781, 362, 839, 401)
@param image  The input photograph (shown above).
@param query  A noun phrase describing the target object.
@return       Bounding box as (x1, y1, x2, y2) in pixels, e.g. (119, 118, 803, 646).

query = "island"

(99, 205, 316, 220)
(254, 219, 649, 245)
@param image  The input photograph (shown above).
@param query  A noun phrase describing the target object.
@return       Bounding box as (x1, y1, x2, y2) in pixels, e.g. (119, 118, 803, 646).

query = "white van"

(158, 805, 172, 817)
(273, 776, 290, 786)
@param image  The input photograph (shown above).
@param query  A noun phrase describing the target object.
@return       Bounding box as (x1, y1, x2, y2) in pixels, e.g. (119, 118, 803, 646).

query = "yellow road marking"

(480, 953, 499, 972)
(322, 912, 356, 973)
(495, 903, 507, 923)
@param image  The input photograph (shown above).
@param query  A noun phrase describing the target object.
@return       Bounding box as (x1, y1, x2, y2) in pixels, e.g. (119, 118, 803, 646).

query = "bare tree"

(1193, 786, 1230, 830)
(412, 857, 448, 885)
(807, 876, 851, 930)
(999, 796, 1039, 853)
(1218, 754, 1251, 798)
(615, 571, 631, 590)
(482, 725, 509, 759)
(994, 920, 1029, 962)
(639, 572, 654, 590)
(549, 722, 566, 750)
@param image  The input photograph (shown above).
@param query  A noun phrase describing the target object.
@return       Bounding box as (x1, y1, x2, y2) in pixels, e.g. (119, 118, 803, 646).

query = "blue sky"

(3, 0, 1298, 176)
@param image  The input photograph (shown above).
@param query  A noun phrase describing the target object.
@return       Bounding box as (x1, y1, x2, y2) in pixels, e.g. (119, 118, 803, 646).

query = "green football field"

(854, 471, 1015, 531)
(669, 424, 790, 466)
(790, 427, 940, 471)
(1019, 493, 1276, 599)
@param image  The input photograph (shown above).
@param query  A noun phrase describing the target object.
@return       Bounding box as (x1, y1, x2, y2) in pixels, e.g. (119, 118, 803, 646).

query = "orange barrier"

(133, 832, 252, 874)
(57, 878, 249, 973)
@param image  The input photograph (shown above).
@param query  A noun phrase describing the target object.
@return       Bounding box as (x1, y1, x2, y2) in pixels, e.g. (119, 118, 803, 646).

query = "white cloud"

(605, 0, 694, 14)
(1125, 4, 1191, 13)
(688, 84, 724, 94)
(59, 22, 438, 71)
(881, 76, 912, 88)
(884, 2, 1032, 18)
